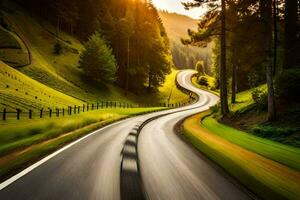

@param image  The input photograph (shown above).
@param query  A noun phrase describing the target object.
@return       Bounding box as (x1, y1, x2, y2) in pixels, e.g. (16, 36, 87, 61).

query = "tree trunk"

(220, 0, 229, 115)
(284, 0, 298, 69)
(231, 64, 237, 103)
(125, 38, 130, 95)
(261, 0, 276, 121)
(273, 0, 278, 75)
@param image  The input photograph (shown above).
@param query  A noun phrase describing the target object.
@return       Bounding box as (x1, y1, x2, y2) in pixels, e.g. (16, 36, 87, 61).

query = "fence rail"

(0, 99, 195, 121)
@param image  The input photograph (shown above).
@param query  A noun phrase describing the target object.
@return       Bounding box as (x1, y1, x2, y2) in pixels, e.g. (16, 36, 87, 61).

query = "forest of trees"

(183, 0, 300, 120)
(12, 0, 173, 93)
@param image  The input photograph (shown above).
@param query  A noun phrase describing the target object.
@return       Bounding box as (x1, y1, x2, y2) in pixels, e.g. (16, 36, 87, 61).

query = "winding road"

(0, 70, 251, 200)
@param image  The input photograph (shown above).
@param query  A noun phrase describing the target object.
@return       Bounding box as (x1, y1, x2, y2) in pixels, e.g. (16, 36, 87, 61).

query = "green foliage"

(53, 42, 63, 55)
(251, 88, 268, 110)
(79, 32, 117, 83)
(195, 61, 205, 76)
(251, 125, 297, 139)
(275, 69, 300, 102)
(197, 76, 209, 87)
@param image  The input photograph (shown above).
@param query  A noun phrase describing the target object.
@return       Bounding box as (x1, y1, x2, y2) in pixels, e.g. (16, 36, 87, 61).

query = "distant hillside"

(159, 11, 212, 71)
(159, 11, 198, 41)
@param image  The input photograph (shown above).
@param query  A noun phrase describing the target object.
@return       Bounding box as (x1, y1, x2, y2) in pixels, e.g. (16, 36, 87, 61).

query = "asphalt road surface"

(0, 70, 251, 200)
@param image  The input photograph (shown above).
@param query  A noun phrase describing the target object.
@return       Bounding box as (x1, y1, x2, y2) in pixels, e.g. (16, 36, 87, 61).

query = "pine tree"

(79, 32, 117, 83)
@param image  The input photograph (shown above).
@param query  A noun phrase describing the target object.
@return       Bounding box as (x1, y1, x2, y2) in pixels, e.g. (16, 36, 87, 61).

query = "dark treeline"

(183, 0, 300, 120)
(12, 0, 172, 93)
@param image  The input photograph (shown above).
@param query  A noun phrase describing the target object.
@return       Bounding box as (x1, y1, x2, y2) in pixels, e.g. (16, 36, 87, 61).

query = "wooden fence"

(0, 99, 195, 121)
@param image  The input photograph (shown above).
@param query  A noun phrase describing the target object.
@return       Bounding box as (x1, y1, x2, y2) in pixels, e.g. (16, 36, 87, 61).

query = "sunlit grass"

(0, 61, 82, 111)
(229, 84, 267, 112)
(202, 114, 300, 171)
(158, 69, 189, 104)
(183, 112, 300, 199)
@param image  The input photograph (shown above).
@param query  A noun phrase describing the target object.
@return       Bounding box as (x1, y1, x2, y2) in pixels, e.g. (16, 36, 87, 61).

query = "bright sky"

(152, 0, 206, 19)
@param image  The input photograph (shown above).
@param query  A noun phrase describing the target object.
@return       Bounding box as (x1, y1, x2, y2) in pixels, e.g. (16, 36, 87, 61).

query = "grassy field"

(0, 107, 166, 180)
(183, 113, 300, 200)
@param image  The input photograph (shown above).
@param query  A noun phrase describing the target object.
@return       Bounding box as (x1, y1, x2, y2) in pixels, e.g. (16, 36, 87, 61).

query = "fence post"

(62, 108, 65, 116)
(49, 109, 52, 118)
(29, 109, 32, 119)
(70, 106, 72, 115)
(78, 106, 80, 114)
(16, 109, 20, 120)
(74, 106, 77, 114)
(3, 108, 6, 120)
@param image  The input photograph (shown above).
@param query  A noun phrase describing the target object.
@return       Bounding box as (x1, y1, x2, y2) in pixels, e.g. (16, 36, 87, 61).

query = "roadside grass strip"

(183, 113, 300, 200)
(202, 115, 300, 171)
(0, 107, 165, 181)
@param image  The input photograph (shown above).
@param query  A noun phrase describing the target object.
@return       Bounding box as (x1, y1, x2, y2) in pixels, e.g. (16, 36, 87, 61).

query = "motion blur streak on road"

(0, 70, 250, 200)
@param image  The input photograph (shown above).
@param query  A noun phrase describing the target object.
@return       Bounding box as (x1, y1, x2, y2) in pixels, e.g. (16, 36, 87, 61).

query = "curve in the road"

(0, 70, 252, 200)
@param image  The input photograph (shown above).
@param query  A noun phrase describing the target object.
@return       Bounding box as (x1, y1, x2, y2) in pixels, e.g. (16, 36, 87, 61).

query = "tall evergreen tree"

(79, 32, 117, 83)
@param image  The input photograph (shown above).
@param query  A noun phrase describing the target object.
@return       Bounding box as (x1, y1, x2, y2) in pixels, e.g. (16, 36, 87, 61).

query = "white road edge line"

(0, 119, 126, 190)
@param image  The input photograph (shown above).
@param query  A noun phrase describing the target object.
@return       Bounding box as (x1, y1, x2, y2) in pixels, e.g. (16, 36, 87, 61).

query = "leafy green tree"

(79, 32, 117, 83)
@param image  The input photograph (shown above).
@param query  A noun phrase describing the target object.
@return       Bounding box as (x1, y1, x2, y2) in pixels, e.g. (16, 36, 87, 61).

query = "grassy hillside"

(2, 1, 135, 103)
(0, 26, 30, 67)
(0, 61, 82, 111)
(0, 1, 188, 113)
